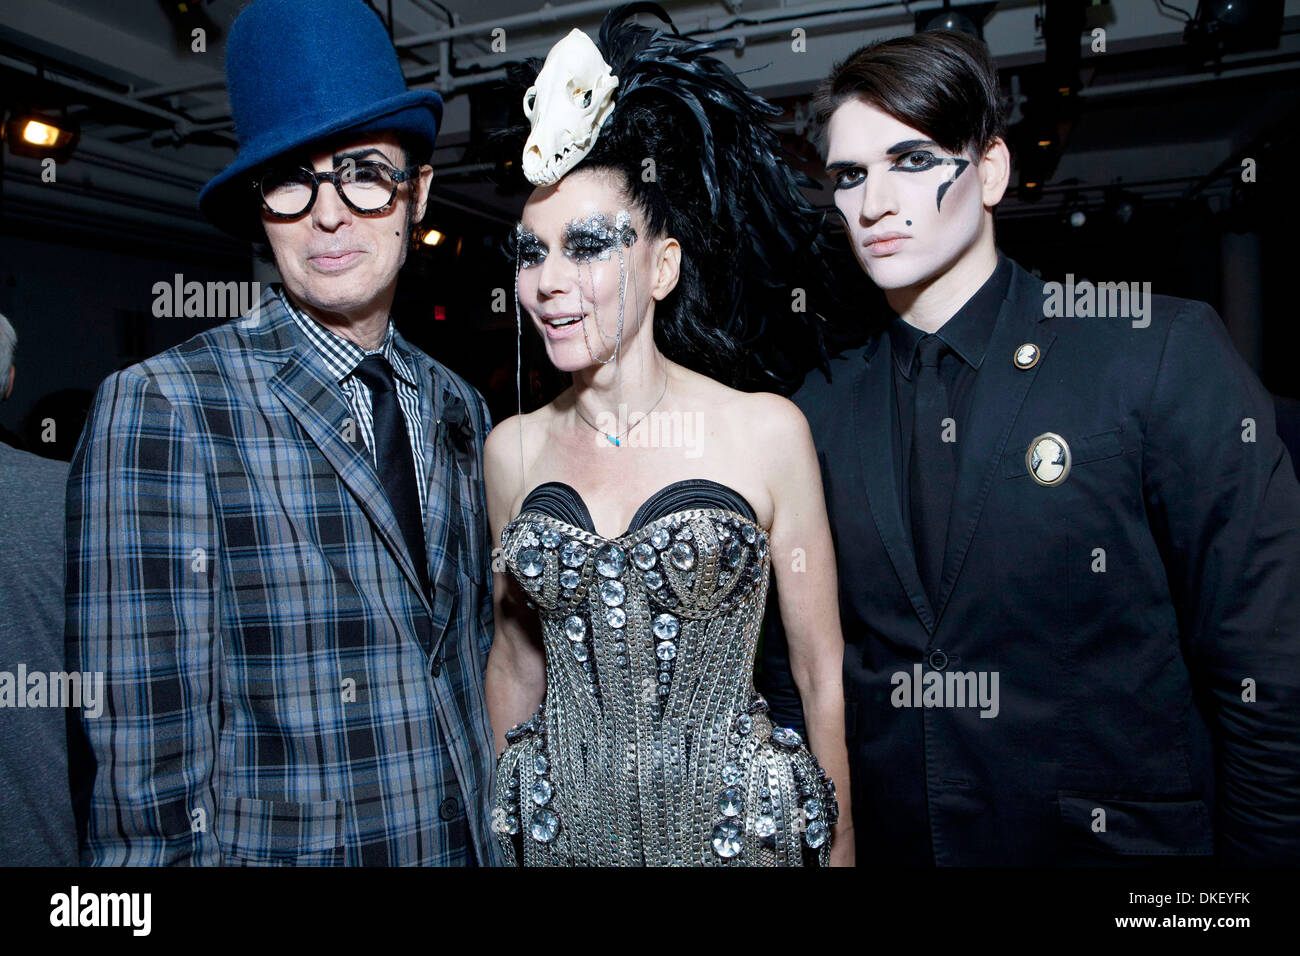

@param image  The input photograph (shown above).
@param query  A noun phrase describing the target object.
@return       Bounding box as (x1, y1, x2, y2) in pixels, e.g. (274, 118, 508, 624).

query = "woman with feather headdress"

(483, 4, 854, 867)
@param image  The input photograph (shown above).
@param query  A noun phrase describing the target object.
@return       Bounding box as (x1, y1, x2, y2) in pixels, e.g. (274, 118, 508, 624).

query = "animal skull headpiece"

(522, 28, 619, 186)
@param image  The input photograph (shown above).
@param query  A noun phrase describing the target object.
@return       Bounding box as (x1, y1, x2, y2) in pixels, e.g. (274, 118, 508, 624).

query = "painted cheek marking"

(936, 158, 971, 213)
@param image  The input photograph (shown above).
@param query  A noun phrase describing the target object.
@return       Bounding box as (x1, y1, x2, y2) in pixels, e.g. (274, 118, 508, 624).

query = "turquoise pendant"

(606, 434, 621, 446)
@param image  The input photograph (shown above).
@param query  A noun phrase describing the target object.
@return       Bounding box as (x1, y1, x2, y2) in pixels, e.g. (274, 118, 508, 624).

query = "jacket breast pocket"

(1002, 427, 1125, 479)
(219, 795, 347, 866)
(1057, 791, 1214, 859)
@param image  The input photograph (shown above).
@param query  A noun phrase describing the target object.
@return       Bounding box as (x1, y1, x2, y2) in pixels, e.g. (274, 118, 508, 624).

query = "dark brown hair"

(815, 30, 1006, 161)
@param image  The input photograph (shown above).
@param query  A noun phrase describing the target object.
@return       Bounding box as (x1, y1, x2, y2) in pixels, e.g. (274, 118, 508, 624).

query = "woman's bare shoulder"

(484, 404, 558, 460)
(694, 377, 809, 443)
(484, 404, 562, 509)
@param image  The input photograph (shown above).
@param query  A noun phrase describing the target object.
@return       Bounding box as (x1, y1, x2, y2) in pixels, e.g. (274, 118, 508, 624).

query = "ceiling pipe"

(129, 76, 227, 102)
(394, 0, 631, 47)
(0, 52, 235, 144)
(1077, 58, 1300, 97)
(70, 133, 219, 186)
(123, 0, 925, 100)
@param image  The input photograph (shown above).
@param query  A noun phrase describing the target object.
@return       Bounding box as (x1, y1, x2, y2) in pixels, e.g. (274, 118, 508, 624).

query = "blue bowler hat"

(198, 0, 443, 239)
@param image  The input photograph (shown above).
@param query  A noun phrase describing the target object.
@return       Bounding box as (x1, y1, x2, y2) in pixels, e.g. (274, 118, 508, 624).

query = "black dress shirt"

(888, 252, 1013, 535)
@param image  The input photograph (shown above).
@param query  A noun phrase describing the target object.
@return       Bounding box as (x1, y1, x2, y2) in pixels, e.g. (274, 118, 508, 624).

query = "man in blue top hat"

(66, 0, 501, 865)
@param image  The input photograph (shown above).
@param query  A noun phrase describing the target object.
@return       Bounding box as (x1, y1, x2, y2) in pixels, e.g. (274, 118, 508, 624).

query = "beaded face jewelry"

(569, 210, 637, 364)
(514, 208, 638, 368)
(514, 209, 649, 446)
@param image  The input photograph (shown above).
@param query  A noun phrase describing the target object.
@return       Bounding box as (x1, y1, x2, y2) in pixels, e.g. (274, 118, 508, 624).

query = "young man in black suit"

(760, 29, 1300, 865)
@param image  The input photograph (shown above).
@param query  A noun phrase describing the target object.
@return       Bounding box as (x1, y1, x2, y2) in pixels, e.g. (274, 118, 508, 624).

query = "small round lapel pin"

(1013, 343, 1040, 369)
(1026, 432, 1071, 486)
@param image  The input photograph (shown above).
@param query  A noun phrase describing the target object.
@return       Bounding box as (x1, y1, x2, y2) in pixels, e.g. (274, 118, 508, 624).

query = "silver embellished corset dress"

(494, 478, 838, 866)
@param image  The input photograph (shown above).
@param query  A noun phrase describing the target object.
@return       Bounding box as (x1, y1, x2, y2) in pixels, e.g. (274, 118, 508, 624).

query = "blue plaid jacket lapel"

(401, 334, 464, 665)
(257, 296, 434, 618)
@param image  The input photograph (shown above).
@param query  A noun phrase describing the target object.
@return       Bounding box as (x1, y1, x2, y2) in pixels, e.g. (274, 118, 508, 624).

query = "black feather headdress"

(505, 2, 868, 391)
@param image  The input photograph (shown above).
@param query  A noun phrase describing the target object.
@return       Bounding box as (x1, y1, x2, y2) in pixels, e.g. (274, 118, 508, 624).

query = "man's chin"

(859, 253, 953, 295)
(859, 258, 920, 291)
(286, 274, 385, 314)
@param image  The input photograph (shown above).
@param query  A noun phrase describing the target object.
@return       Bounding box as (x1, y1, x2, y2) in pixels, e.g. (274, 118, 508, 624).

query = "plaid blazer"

(66, 287, 502, 866)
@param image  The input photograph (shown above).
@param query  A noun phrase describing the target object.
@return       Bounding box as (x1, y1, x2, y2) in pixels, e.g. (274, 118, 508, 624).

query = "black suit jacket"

(760, 255, 1300, 865)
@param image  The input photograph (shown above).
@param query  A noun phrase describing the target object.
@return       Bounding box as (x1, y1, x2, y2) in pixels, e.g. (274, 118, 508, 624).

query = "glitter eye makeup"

(562, 211, 638, 263)
(568, 210, 636, 363)
(514, 211, 638, 267)
(516, 224, 546, 268)
(512, 209, 640, 370)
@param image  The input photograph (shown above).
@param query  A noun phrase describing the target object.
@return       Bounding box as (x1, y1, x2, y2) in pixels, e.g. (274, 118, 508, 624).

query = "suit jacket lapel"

(853, 337, 936, 634)
(415, 366, 461, 662)
(934, 262, 1055, 622)
(266, 325, 434, 619)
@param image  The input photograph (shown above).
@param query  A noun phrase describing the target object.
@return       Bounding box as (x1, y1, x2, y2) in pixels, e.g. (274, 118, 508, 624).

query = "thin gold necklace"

(573, 373, 669, 447)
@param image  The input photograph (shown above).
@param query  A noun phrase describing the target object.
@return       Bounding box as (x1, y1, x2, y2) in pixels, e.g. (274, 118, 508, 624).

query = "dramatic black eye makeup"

(563, 211, 637, 263)
(516, 227, 546, 268)
(895, 149, 941, 171)
(828, 138, 972, 211)
(562, 222, 613, 262)
(515, 211, 638, 269)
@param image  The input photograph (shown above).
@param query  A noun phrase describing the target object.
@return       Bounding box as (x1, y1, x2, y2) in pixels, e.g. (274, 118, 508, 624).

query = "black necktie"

(909, 334, 955, 607)
(351, 354, 429, 592)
